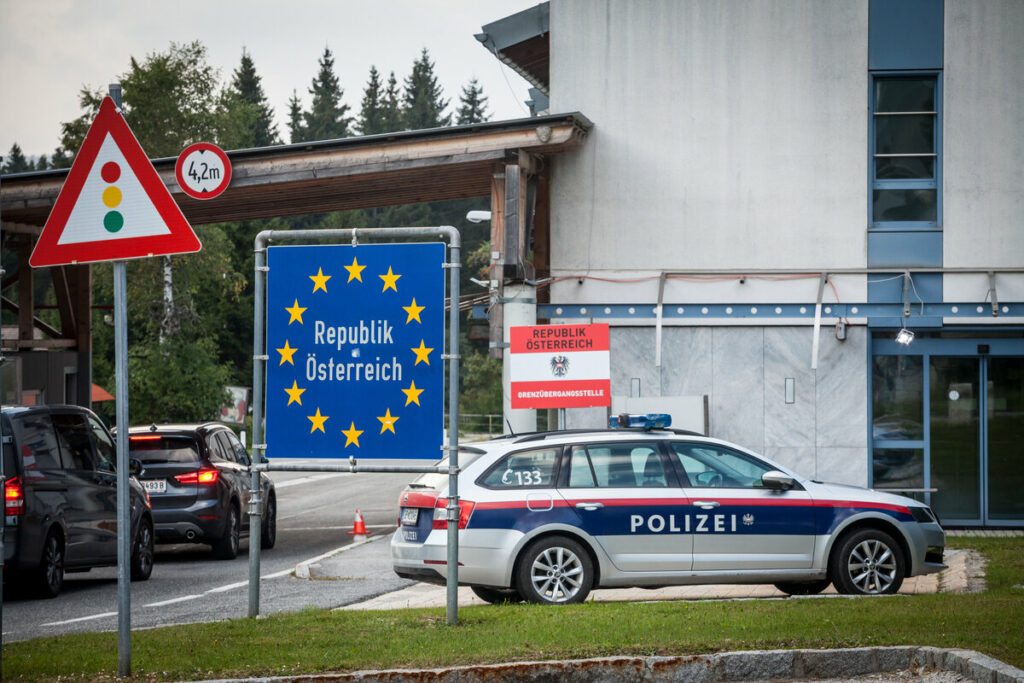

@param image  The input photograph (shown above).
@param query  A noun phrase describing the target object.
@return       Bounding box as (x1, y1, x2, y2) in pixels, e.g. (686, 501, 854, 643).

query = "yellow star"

(379, 266, 401, 292)
(284, 381, 305, 406)
(403, 298, 425, 324)
(308, 408, 328, 434)
(411, 339, 434, 366)
(402, 380, 424, 406)
(342, 422, 363, 448)
(310, 268, 331, 293)
(286, 299, 306, 325)
(276, 340, 297, 366)
(377, 408, 399, 434)
(344, 256, 366, 283)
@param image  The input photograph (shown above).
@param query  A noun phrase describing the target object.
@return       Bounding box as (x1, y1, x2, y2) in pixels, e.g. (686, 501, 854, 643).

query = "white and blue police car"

(391, 414, 946, 605)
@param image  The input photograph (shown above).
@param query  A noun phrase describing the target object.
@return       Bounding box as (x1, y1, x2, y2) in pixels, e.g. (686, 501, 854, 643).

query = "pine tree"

(287, 90, 306, 143)
(223, 48, 280, 148)
(2, 143, 31, 173)
(402, 48, 451, 130)
(35, 153, 49, 170)
(356, 66, 385, 135)
(303, 47, 352, 141)
(456, 78, 490, 125)
(381, 71, 403, 133)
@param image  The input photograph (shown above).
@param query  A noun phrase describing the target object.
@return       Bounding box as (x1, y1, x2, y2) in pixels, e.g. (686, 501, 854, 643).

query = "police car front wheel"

(516, 536, 594, 605)
(830, 528, 905, 595)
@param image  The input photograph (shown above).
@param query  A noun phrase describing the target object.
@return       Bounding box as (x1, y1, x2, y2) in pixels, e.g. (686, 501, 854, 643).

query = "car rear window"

(129, 435, 200, 463)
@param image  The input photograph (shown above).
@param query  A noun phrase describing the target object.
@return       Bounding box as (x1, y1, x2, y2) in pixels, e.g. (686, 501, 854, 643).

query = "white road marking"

(42, 611, 117, 627)
(144, 595, 203, 607)
(272, 473, 350, 489)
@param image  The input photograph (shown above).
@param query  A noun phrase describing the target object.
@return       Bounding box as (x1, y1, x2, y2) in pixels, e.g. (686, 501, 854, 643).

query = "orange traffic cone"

(348, 508, 370, 538)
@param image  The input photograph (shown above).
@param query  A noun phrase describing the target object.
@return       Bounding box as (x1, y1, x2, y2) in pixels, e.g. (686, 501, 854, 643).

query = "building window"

(870, 74, 941, 229)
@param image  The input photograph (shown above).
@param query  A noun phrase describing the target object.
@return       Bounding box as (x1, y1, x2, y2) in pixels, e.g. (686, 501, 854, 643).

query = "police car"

(391, 414, 946, 605)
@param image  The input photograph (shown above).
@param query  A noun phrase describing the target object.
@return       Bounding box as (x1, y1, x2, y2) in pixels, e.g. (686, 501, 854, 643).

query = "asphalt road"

(1, 461, 423, 643)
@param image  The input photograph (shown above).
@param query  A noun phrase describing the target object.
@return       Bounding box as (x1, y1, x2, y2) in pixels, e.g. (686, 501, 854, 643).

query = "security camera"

(466, 210, 492, 224)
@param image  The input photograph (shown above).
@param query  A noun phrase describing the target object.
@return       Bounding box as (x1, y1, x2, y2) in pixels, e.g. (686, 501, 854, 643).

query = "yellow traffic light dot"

(102, 186, 122, 208)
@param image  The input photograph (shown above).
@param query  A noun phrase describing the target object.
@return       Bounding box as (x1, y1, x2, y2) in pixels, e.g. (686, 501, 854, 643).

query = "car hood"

(807, 480, 918, 508)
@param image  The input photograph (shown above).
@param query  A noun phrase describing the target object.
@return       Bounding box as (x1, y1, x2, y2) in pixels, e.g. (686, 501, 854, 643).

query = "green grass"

(4, 537, 1023, 682)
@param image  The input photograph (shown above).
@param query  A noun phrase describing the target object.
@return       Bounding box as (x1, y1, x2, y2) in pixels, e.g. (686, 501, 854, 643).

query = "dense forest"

(1, 42, 503, 424)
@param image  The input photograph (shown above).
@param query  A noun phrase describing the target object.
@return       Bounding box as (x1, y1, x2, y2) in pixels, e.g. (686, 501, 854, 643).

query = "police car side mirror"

(762, 471, 795, 491)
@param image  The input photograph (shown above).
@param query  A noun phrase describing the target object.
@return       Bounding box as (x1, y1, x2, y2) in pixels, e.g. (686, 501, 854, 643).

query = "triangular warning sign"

(30, 97, 201, 267)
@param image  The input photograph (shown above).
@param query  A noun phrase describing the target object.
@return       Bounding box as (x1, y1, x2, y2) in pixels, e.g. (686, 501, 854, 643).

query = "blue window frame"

(869, 72, 942, 230)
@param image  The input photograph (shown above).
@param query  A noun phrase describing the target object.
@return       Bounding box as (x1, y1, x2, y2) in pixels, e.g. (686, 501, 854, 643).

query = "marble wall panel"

(710, 328, 765, 451)
(816, 447, 869, 486)
(610, 327, 661, 397)
(763, 447, 817, 477)
(815, 326, 869, 449)
(565, 406, 609, 430)
(764, 328, 817, 448)
(660, 327, 714, 396)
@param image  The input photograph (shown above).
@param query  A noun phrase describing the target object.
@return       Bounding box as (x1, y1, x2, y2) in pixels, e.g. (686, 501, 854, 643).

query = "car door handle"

(693, 500, 720, 509)
(575, 502, 604, 510)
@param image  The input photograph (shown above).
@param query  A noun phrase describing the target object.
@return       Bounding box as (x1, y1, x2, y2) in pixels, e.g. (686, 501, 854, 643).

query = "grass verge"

(4, 537, 1022, 682)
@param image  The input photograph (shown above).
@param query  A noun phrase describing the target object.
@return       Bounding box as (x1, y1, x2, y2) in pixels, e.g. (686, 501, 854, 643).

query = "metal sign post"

(249, 226, 461, 624)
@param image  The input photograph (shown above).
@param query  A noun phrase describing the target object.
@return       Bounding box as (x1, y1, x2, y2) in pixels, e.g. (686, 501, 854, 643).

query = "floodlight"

(895, 328, 915, 346)
(466, 210, 492, 224)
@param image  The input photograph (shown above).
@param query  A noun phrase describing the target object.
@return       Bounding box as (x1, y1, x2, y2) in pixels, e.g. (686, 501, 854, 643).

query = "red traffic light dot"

(101, 162, 121, 183)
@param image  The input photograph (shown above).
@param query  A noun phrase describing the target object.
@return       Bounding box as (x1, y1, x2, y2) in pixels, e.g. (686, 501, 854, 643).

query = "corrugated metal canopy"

(476, 2, 550, 96)
(1, 112, 589, 227)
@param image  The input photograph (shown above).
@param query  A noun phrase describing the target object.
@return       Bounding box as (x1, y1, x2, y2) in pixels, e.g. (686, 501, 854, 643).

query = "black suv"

(2, 405, 154, 598)
(126, 423, 276, 559)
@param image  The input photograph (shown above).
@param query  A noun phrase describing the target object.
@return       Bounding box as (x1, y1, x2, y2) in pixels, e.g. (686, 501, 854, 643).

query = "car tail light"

(432, 499, 475, 529)
(174, 468, 220, 485)
(5, 476, 25, 516)
(130, 435, 163, 441)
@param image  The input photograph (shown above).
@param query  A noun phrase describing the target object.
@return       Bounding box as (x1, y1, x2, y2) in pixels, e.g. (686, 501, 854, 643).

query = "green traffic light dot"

(104, 211, 124, 233)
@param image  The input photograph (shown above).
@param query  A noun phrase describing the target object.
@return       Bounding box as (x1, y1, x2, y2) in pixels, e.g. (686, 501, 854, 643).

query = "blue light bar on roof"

(608, 413, 672, 430)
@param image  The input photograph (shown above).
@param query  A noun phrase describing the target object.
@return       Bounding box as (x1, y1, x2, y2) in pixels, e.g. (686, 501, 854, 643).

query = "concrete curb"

(293, 536, 378, 579)
(193, 646, 1024, 682)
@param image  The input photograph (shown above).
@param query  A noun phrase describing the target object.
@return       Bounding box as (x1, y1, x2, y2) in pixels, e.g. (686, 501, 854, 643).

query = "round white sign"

(175, 142, 231, 200)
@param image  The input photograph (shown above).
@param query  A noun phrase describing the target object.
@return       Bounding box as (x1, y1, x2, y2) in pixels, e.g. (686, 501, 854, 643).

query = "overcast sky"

(0, 0, 540, 159)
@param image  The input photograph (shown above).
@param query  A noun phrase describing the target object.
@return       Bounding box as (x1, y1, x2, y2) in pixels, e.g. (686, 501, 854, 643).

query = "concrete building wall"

(548, 0, 870, 277)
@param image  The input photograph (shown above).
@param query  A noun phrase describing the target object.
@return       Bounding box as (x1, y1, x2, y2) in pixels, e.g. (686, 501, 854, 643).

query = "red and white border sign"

(509, 323, 611, 409)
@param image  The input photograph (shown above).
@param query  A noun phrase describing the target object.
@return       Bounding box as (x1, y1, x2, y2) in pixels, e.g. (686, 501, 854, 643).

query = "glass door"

(928, 358, 981, 524)
(988, 358, 1024, 522)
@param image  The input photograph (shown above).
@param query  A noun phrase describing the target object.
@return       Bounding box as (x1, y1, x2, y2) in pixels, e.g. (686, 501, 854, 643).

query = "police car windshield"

(409, 450, 485, 490)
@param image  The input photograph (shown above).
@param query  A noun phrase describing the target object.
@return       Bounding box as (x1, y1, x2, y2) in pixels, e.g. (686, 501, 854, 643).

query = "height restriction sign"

(264, 243, 446, 459)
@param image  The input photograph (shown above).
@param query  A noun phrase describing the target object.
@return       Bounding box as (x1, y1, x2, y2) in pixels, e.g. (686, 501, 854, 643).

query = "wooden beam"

(51, 266, 78, 339)
(489, 168, 506, 360)
(17, 243, 33, 343)
(1, 296, 64, 340)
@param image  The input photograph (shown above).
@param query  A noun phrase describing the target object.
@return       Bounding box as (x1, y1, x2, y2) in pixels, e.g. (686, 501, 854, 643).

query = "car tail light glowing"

(432, 498, 475, 529)
(174, 468, 220, 485)
(4, 476, 25, 516)
(130, 435, 163, 441)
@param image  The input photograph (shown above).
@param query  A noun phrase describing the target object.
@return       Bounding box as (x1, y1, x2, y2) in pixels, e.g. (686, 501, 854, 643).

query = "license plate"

(401, 507, 419, 525)
(142, 479, 166, 494)
(402, 529, 419, 542)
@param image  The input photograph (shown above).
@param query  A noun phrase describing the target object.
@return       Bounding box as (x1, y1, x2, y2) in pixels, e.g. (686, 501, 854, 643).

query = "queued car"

(392, 414, 946, 604)
(125, 423, 276, 559)
(2, 405, 154, 598)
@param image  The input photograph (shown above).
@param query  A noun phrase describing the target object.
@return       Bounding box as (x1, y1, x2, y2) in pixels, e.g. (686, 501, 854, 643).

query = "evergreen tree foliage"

(218, 48, 280, 149)
(34, 154, 49, 170)
(402, 48, 451, 130)
(287, 90, 306, 143)
(381, 71, 403, 133)
(356, 66, 385, 135)
(456, 78, 490, 125)
(302, 47, 352, 141)
(2, 143, 31, 173)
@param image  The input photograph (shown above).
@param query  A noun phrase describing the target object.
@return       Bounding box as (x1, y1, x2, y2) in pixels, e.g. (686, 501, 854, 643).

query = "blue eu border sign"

(265, 243, 446, 459)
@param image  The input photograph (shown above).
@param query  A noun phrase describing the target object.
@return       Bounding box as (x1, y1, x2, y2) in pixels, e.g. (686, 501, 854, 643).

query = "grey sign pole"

(249, 227, 462, 625)
(109, 83, 133, 678)
(1, 153, 6, 682)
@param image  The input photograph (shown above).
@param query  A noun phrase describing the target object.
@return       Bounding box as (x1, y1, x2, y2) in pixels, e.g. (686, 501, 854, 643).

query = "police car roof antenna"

(505, 416, 515, 436)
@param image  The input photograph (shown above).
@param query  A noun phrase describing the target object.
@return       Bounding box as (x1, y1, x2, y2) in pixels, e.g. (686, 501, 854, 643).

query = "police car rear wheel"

(830, 528, 905, 595)
(516, 536, 593, 605)
(471, 585, 523, 604)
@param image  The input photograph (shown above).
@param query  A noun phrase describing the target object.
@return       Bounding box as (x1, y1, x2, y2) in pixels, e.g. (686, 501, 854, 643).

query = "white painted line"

(42, 611, 117, 627)
(144, 594, 203, 607)
(206, 580, 248, 594)
(272, 472, 350, 489)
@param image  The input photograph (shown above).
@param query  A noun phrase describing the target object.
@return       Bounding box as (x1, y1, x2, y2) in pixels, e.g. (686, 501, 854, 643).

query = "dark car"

(125, 423, 276, 559)
(2, 405, 154, 598)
